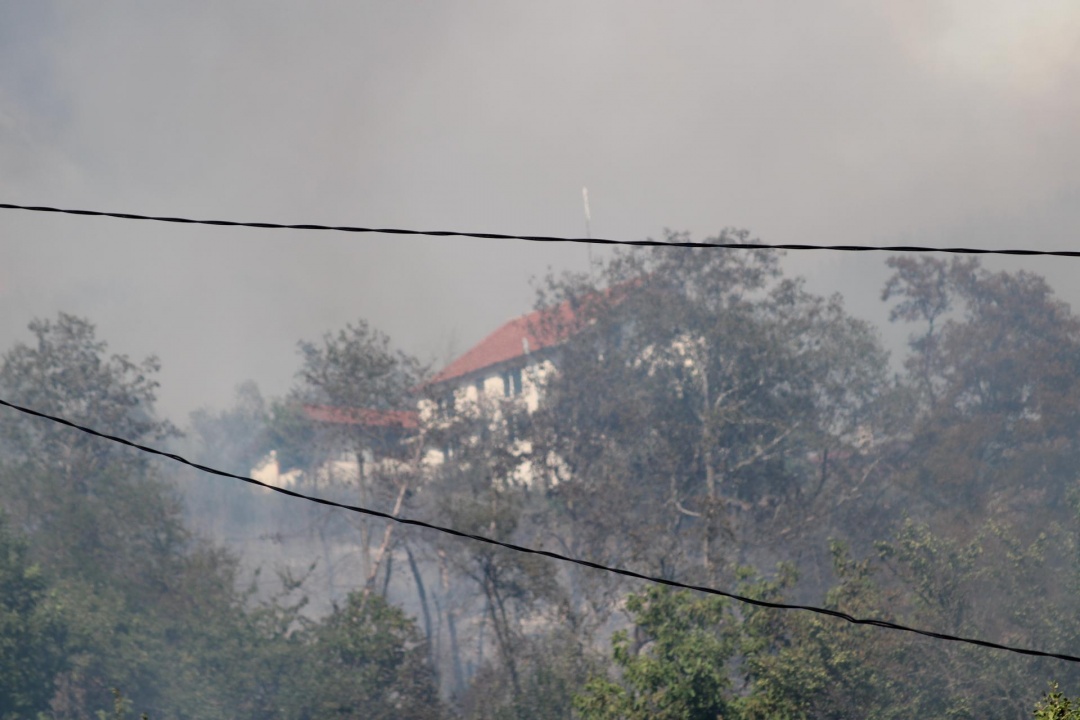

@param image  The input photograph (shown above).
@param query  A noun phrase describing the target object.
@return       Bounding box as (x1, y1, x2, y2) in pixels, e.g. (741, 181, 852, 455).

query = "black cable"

(2, 395, 1077, 664)
(2, 202, 1078, 257)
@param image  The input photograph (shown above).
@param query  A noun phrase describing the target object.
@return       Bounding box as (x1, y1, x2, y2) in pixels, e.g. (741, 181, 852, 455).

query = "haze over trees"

(2, 240, 1080, 718)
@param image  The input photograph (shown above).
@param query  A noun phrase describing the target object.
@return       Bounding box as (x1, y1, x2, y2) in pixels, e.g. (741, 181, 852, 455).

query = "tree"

(284, 592, 443, 720)
(0, 314, 190, 599)
(286, 320, 428, 582)
(882, 256, 1080, 522)
(0, 314, 304, 718)
(1036, 684, 1080, 720)
(529, 235, 889, 613)
(0, 512, 68, 719)
(461, 626, 601, 720)
(736, 548, 921, 720)
(0, 312, 496, 718)
(736, 522, 1080, 719)
(426, 409, 561, 706)
(180, 382, 278, 538)
(297, 320, 423, 411)
(0, 313, 178, 484)
(574, 586, 740, 720)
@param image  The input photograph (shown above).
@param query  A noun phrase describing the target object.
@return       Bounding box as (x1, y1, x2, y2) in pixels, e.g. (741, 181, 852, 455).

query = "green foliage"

(462, 628, 600, 720)
(575, 586, 739, 720)
(11, 249, 1080, 720)
(0, 513, 68, 719)
(737, 549, 925, 720)
(531, 238, 890, 591)
(574, 528, 1080, 720)
(883, 256, 1080, 519)
(283, 592, 442, 720)
(0, 313, 178, 481)
(0, 315, 431, 718)
(296, 318, 425, 415)
(1036, 684, 1080, 720)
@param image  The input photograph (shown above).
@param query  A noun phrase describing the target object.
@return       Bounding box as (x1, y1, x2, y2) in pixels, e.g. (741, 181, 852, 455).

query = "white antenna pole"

(583, 186, 592, 239)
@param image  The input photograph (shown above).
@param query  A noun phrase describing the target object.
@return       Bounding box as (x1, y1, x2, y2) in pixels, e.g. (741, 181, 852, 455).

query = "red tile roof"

(430, 300, 577, 384)
(303, 404, 419, 429)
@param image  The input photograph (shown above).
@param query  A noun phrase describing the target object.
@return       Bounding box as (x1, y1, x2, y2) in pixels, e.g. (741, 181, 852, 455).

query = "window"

(503, 368, 523, 396)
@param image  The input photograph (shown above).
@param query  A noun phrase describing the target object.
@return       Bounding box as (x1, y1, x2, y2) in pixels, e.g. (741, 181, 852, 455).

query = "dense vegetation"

(3, 240, 1080, 717)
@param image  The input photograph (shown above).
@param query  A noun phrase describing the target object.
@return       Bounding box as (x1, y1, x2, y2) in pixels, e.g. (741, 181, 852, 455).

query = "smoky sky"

(2, 0, 1080, 421)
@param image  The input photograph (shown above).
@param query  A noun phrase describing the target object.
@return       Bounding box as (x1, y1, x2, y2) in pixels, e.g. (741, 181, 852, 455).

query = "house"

(425, 301, 571, 415)
(423, 299, 592, 486)
(413, 301, 582, 484)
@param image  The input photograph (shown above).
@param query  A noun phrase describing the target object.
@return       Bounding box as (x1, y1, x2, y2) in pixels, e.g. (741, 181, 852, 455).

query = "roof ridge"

(430, 300, 575, 385)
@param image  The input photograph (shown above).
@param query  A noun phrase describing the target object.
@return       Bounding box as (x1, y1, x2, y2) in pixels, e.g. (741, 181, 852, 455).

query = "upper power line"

(1, 202, 1078, 257)
(1, 395, 1078, 665)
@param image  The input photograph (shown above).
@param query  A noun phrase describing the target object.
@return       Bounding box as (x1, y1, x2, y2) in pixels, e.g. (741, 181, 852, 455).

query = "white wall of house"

(250, 450, 304, 491)
(418, 358, 556, 487)
(420, 357, 554, 422)
(251, 447, 419, 492)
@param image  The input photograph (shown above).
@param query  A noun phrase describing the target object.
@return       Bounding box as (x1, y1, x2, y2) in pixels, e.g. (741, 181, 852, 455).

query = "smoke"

(1, 1, 1079, 419)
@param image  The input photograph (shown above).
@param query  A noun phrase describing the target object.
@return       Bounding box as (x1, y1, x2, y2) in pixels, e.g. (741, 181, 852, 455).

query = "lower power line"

(1, 395, 1076, 664)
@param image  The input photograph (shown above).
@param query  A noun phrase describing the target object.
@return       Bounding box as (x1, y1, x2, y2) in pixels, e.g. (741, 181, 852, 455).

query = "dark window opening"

(503, 368, 523, 396)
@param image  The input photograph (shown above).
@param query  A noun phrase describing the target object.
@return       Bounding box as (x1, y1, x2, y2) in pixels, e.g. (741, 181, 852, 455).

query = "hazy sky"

(2, 1, 1079, 422)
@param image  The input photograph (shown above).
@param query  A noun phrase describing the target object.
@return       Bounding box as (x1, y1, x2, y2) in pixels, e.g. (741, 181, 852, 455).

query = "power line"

(2, 397, 1078, 664)
(2, 202, 1078, 257)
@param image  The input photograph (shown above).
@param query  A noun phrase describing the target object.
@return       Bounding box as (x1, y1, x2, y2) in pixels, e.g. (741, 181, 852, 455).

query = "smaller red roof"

(303, 404, 419, 430)
(430, 300, 577, 385)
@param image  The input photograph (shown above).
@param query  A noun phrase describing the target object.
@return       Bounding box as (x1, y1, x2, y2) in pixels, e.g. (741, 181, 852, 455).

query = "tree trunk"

(381, 552, 393, 597)
(356, 449, 371, 580)
(483, 565, 521, 694)
(319, 524, 336, 603)
(439, 548, 466, 696)
(406, 544, 436, 672)
(448, 607, 465, 695)
(701, 363, 717, 575)
(363, 480, 409, 591)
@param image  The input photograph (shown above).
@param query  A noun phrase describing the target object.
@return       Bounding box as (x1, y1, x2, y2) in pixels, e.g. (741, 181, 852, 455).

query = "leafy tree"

(737, 519, 1080, 720)
(574, 586, 740, 720)
(0, 313, 178, 483)
(263, 395, 321, 475)
(296, 319, 425, 414)
(529, 236, 889, 623)
(0, 512, 68, 719)
(180, 382, 278, 537)
(737, 547, 928, 720)
(462, 627, 600, 720)
(428, 414, 561, 704)
(0, 314, 304, 718)
(1036, 684, 1080, 720)
(284, 320, 428, 580)
(871, 518, 1080, 719)
(284, 591, 443, 720)
(882, 256, 1080, 522)
(0, 314, 191, 601)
